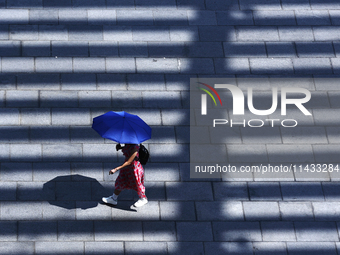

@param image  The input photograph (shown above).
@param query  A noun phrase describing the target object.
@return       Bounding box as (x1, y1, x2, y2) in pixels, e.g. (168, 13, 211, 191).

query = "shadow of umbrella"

(43, 174, 109, 210)
(43, 174, 137, 212)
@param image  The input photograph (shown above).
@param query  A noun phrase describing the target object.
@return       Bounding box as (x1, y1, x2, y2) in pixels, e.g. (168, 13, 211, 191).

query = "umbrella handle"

(116, 144, 123, 151)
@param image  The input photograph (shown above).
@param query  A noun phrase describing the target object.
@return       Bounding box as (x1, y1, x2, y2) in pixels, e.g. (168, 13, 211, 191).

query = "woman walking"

(102, 143, 148, 207)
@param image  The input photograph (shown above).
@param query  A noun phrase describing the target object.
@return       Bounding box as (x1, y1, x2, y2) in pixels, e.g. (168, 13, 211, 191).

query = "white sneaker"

(133, 198, 148, 207)
(102, 196, 117, 205)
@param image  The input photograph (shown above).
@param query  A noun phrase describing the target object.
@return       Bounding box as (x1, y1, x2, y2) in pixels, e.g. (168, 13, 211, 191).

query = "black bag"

(138, 144, 149, 165)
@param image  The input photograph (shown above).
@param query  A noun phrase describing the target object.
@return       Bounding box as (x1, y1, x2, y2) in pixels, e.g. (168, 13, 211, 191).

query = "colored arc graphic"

(197, 82, 223, 106)
(198, 87, 217, 105)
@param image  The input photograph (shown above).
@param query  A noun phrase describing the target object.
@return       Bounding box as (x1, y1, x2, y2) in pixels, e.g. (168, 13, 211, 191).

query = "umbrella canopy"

(92, 111, 151, 144)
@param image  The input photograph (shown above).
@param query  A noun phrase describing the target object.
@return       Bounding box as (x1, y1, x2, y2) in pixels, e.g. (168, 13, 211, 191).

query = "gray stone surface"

(212, 221, 262, 241)
(106, 57, 136, 73)
(2, 57, 34, 73)
(296, 10, 331, 25)
(127, 74, 165, 90)
(35, 242, 84, 254)
(0, 221, 17, 241)
(6, 90, 38, 107)
(253, 242, 287, 255)
(39, 25, 68, 41)
(125, 242, 167, 255)
(153, 10, 188, 26)
(237, 26, 279, 41)
(0, 9, 29, 24)
(241, 127, 282, 144)
(0, 41, 21, 57)
(168, 242, 204, 255)
(0, 25, 8, 40)
(85, 242, 124, 254)
(9, 25, 39, 41)
(177, 222, 213, 241)
(51, 108, 91, 125)
(0, 127, 28, 144)
(10, 144, 42, 162)
(266, 42, 296, 57)
(88, 10, 117, 25)
(170, 26, 199, 41)
(58, 9, 88, 25)
(322, 182, 340, 201)
(42, 144, 82, 161)
(313, 202, 340, 221)
(217, 10, 253, 25)
(61, 73, 97, 90)
(166, 181, 213, 201)
(133, 26, 170, 41)
(187, 10, 217, 25)
(287, 242, 338, 255)
(254, 10, 296, 25)
(224, 42, 266, 57)
(261, 221, 296, 241)
(227, 145, 268, 162)
(248, 182, 282, 200)
(196, 201, 244, 221)
(29, 10, 59, 25)
(97, 74, 127, 90)
(117, 10, 153, 26)
(17, 181, 53, 201)
(293, 58, 333, 74)
(205, 242, 254, 255)
(17, 74, 60, 90)
(35, 57, 72, 73)
(136, 58, 179, 73)
(296, 42, 335, 57)
(294, 222, 339, 241)
(94, 221, 143, 241)
(74, 58, 106, 73)
(40, 91, 78, 107)
(314, 26, 340, 41)
(250, 58, 294, 74)
(143, 222, 176, 241)
(69, 26, 103, 41)
(267, 145, 315, 162)
(281, 182, 324, 200)
(215, 57, 251, 74)
(313, 145, 340, 163)
(243, 202, 280, 221)
(58, 221, 94, 241)
(159, 201, 196, 221)
(213, 182, 249, 200)
(52, 41, 89, 57)
(79, 91, 111, 108)
(103, 26, 133, 41)
(1, 202, 43, 220)
(21, 108, 51, 125)
(281, 127, 328, 144)
(278, 26, 314, 41)
(0, 242, 34, 255)
(18, 221, 58, 241)
(0, 2, 340, 253)
(0, 182, 16, 201)
(42, 203, 76, 220)
(279, 202, 314, 221)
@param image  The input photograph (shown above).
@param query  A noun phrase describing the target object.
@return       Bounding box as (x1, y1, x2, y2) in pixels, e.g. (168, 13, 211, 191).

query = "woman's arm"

(109, 150, 138, 175)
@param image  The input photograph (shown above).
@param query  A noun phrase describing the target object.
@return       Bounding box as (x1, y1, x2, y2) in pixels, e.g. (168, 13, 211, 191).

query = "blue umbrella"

(92, 111, 151, 144)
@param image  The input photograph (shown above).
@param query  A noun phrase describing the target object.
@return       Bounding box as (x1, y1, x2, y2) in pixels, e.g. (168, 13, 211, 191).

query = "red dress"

(115, 144, 147, 199)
